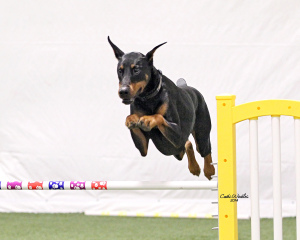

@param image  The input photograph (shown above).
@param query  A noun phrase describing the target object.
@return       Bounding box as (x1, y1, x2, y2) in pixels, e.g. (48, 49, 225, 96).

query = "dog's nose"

(119, 86, 130, 98)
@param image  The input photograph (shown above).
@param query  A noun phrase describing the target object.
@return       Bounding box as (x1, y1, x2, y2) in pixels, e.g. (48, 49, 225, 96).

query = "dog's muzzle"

(119, 86, 134, 105)
(119, 86, 143, 105)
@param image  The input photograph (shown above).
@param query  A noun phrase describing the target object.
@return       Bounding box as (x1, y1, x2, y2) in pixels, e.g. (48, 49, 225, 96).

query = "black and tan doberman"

(108, 37, 215, 179)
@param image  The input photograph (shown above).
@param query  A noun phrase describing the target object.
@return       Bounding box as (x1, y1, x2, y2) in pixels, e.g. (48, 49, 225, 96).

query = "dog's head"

(108, 36, 166, 105)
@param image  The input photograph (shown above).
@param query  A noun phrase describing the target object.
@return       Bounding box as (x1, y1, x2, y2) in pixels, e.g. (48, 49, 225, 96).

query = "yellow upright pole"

(216, 95, 238, 240)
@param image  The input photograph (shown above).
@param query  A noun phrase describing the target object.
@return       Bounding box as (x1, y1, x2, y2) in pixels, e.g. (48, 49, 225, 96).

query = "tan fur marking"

(138, 114, 165, 132)
(131, 128, 148, 156)
(137, 114, 179, 148)
(192, 131, 215, 180)
(130, 80, 147, 95)
(118, 83, 121, 95)
(204, 153, 215, 180)
(120, 65, 124, 69)
(157, 103, 168, 116)
(125, 114, 140, 129)
(185, 141, 201, 176)
(155, 114, 167, 126)
(131, 64, 135, 68)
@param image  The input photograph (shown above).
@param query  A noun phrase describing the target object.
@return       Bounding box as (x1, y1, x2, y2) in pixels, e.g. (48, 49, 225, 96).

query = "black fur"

(108, 37, 213, 177)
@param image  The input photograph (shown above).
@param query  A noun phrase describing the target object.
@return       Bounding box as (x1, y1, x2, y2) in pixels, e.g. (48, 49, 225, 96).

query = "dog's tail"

(176, 78, 187, 87)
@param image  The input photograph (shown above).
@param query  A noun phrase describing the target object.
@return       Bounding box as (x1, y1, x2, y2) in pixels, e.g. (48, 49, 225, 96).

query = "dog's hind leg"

(173, 141, 200, 176)
(204, 153, 214, 180)
(192, 95, 215, 180)
(185, 140, 201, 176)
(192, 129, 215, 180)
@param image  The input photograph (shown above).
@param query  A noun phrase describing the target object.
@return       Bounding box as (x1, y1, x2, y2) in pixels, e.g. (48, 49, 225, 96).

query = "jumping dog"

(108, 37, 215, 179)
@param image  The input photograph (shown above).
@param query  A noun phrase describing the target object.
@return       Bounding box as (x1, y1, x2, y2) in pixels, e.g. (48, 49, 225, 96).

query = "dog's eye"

(118, 69, 123, 75)
(133, 67, 140, 75)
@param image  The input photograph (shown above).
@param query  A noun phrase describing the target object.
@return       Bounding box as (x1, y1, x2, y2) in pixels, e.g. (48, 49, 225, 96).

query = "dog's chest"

(134, 98, 165, 116)
(134, 86, 169, 116)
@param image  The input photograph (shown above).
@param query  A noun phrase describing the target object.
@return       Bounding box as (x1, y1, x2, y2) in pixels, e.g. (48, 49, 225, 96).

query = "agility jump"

(1, 95, 299, 240)
(0, 181, 216, 190)
(217, 95, 300, 240)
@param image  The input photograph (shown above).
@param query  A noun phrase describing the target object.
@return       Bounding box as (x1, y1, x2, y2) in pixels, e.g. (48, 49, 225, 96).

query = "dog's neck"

(137, 67, 162, 101)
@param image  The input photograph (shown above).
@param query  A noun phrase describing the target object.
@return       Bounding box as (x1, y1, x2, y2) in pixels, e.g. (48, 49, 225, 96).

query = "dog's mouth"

(122, 98, 134, 105)
(121, 88, 143, 105)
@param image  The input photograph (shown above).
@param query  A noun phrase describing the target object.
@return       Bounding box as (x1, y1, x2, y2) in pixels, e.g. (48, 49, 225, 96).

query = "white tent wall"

(0, 1, 299, 218)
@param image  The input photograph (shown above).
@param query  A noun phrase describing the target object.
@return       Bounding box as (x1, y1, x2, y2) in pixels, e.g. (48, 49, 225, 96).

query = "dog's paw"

(188, 162, 201, 177)
(204, 154, 215, 180)
(125, 114, 140, 129)
(204, 165, 215, 180)
(138, 116, 156, 132)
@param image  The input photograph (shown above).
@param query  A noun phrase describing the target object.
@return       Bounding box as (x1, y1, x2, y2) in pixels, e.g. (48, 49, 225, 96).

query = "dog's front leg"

(138, 114, 182, 148)
(130, 128, 149, 156)
(125, 114, 140, 129)
(126, 114, 149, 156)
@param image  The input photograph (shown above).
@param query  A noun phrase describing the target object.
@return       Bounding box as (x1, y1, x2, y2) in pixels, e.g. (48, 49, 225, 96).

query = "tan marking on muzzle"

(118, 82, 122, 97)
(130, 80, 147, 96)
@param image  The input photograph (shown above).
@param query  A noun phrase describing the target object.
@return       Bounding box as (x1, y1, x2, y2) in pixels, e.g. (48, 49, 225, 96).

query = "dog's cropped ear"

(146, 42, 167, 63)
(108, 36, 124, 60)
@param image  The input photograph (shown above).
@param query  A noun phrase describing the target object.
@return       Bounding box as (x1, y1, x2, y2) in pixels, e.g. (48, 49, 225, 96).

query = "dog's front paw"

(125, 114, 140, 129)
(138, 116, 156, 132)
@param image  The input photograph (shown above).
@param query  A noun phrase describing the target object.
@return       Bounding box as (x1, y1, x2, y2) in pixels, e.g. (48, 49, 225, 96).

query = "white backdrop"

(0, 0, 299, 218)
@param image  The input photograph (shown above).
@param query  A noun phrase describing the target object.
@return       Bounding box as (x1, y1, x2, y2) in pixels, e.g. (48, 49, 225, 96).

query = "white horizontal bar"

(0, 181, 217, 190)
(106, 181, 217, 190)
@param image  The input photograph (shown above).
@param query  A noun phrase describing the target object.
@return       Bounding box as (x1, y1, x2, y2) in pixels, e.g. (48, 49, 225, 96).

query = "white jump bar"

(0, 181, 217, 190)
(295, 118, 300, 240)
(272, 116, 283, 240)
(249, 118, 260, 240)
(106, 181, 217, 190)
